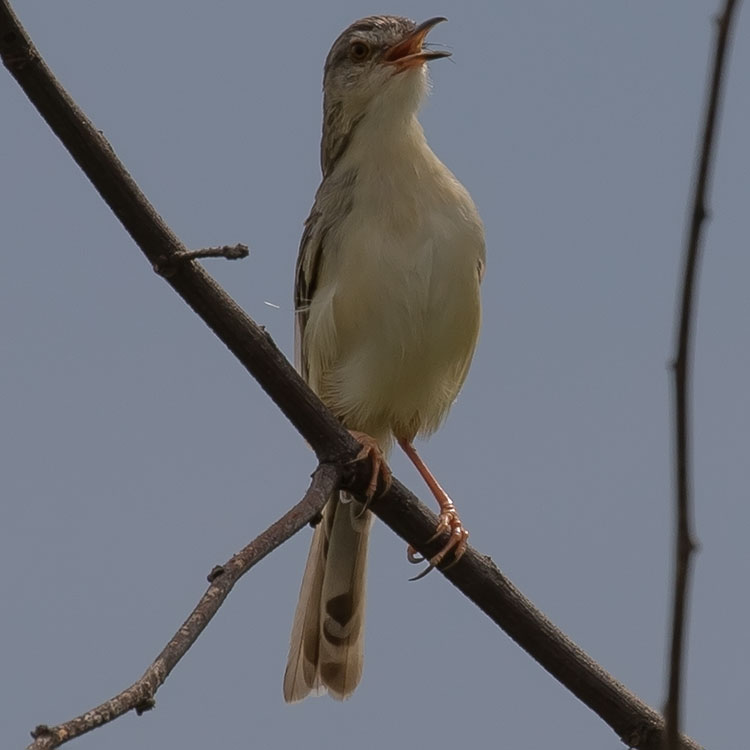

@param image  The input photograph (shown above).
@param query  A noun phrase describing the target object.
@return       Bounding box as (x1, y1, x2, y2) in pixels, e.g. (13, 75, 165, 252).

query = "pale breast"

(304, 154, 484, 444)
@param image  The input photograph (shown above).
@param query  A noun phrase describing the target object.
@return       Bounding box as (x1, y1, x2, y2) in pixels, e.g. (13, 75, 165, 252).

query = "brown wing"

(294, 167, 357, 382)
(294, 207, 326, 383)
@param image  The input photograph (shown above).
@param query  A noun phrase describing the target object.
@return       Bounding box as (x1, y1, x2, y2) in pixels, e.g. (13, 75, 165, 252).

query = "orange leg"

(349, 430, 392, 501)
(398, 438, 469, 571)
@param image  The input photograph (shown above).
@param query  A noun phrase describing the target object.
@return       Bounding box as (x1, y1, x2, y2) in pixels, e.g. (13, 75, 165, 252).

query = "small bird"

(284, 15, 485, 702)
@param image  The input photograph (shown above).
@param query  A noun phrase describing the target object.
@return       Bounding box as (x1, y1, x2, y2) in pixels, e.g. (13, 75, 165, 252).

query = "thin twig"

(0, 3, 706, 749)
(664, 3, 741, 749)
(190, 243, 249, 261)
(153, 243, 249, 277)
(26, 463, 341, 750)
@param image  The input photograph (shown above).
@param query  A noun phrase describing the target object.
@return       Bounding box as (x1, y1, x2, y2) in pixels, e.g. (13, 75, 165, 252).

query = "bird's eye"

(349, 41, 370, 62)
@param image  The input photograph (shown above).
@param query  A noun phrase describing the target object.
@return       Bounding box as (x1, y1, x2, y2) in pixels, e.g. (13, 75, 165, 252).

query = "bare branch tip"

(221, 243, 250, 260)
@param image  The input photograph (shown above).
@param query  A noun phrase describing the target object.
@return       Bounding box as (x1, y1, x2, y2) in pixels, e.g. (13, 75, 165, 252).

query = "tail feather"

(283, 503, 331, 701)
(283, 493, 372, 702)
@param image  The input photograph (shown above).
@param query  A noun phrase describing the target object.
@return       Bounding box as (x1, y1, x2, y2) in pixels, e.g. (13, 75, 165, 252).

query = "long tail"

(283, 492, 372, 702)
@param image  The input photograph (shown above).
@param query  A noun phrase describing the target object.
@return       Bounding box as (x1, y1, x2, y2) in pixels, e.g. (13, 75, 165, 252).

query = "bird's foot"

(397, 438, 469, 579)
(348, 430, 392, 502)
(407, 499, 469, 580)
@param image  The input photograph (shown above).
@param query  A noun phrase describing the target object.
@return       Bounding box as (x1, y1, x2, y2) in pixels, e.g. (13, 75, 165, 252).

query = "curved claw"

(407, 545, 425, 564)
(409, 515, 468, 580)
(347, 430, 392, 509)
(408, 563, 436, 581)
(406, 523, 468, 581)
(406, 537, 465, 581)
(430, 526, 469, 568)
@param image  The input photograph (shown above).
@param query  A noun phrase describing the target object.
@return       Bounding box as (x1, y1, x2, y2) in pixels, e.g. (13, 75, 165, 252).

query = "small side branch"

(153, 243, 249, 278)
(186, 243, 249, 261)
(664, 2, 741, 749)
(26, 463, 341, 750)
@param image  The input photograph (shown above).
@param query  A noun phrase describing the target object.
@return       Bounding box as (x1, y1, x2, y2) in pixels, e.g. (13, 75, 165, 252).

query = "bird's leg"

(398, 438, 469, 571)
(348, 430, 392, 504)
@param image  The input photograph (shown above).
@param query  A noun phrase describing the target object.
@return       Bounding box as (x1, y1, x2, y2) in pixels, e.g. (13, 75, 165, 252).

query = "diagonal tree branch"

(664, 2, 742, 749)
(27, 463, 341, 750)
(0, 0, 353, 470)
(0, 3, 708, 750)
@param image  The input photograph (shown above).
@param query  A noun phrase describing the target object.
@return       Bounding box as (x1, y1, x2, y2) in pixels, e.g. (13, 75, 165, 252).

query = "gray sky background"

(2, 2, 748, 749)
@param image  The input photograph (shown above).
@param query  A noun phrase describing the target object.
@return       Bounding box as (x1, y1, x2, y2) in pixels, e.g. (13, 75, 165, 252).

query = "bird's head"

(322, 16, 450, 124)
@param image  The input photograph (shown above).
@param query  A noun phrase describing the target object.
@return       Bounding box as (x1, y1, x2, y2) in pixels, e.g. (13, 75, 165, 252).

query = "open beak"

(383, 17, 451, 70)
